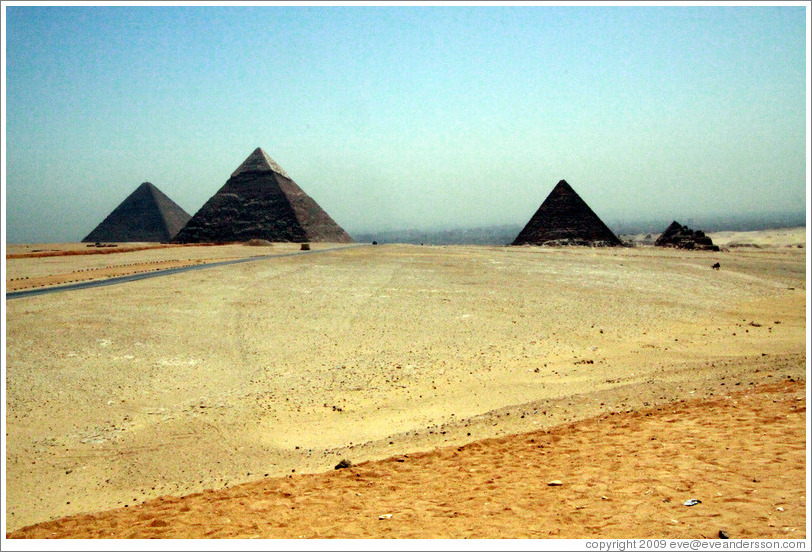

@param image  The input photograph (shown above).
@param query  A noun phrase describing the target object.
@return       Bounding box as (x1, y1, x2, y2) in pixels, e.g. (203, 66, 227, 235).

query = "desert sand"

(7, 379, 806, 539)
(708, 227, 807, 249)
(3, 229, 807, 539)
(622, 226, 807, 249)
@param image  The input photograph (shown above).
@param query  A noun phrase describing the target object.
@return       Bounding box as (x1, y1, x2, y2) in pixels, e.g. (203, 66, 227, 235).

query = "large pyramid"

(82, 182, 191, 243)
(173, 148, 353, 243)
(511, 180, 622, 246)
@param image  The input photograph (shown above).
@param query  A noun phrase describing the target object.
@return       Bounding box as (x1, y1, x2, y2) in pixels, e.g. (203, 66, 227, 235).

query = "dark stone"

(655, 221, 720, 251)
(174, 148, 353, 244)
(719, 530, 730, 539)
(334, 459, 353, 470)
(83, 182, 191, 243)
(512, 180, 622, 247)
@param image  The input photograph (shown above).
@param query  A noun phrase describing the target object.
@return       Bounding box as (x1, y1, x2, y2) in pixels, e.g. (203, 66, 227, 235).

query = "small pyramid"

(82, 182, 191, 243)
(512, 180, 621, 246)
(173, 148, 353, 244)
(655, 221, 719, 251)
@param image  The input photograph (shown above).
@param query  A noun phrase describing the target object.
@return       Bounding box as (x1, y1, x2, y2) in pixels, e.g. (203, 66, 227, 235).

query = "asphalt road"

(6, 244, 366, 300)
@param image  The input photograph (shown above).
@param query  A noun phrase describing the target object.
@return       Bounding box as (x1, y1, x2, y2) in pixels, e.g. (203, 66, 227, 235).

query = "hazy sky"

(3, 2, 808, 243)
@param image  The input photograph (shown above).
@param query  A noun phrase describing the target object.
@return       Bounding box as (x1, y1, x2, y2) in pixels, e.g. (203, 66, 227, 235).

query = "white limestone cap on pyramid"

(231, 147, 290, 179)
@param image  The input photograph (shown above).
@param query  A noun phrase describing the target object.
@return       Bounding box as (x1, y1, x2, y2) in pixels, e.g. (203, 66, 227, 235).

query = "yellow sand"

(4, 232, 806, 534)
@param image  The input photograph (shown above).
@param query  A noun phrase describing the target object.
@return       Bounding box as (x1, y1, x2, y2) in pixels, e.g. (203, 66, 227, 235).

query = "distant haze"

(3, 4, 808, 244)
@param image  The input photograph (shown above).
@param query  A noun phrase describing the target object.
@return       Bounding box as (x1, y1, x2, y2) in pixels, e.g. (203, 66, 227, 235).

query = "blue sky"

(3, 3, 808, 243)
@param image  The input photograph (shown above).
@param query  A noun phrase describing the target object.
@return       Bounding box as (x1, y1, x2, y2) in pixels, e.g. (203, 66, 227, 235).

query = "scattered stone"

(719, 530, 730, 539)
(244, 238, 273, 246)
(548, 480, 563, 486)
(379, 513, 393, 520)
(334, 459, 353, 470)
(683, 499, 702, 507)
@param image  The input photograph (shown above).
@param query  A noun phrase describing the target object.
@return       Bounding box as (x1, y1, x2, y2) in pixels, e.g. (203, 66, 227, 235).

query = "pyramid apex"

(231, 147, 290, 179)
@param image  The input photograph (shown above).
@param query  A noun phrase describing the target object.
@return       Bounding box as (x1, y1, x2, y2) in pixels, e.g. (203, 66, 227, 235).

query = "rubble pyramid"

(511, 180, 622, 246)
(173, 148, 353, 243)
(82, 182, 191, 243)
(655, 221, 719, 251)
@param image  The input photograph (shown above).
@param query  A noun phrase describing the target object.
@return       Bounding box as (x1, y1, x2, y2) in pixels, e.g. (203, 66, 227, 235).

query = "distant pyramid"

(512, 180, 622, 246)
(655, 221, 719, 251)
(82, 182, 191, 243)
(173, 148, 353, 243)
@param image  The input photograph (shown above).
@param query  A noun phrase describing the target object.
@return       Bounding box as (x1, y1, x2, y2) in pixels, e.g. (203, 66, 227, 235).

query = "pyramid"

(511, 180, 622, 246)
(172, 148, 353, 244)
(82, 182, 191, 243)
(655, 221, 719, 251)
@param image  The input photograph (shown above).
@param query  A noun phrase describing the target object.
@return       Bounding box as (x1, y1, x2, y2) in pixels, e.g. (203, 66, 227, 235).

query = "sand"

(709, 227, 807, 249)
(3, 230, 808, 538)
(621, 226, 807, 249)
(7, 379, 806, 539)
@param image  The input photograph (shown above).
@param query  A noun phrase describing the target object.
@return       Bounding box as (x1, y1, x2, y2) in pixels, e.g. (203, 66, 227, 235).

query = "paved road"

(6, 244, 366, 300)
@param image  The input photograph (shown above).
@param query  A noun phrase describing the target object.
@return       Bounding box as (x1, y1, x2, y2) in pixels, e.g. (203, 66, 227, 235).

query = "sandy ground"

(3, 230, 808, 538)
(5, 242, 309, 291)
(622, 226, 807, 249)
(708, 227, 807, 249)
(7, 379, 805, 539)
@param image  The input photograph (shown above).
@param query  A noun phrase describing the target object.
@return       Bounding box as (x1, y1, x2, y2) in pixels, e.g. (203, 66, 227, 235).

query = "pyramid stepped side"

(512, 180, 621, 246)
(82, 183, 191, 243)
(277, 176, 353, 243)
(173, 172, 309, 243)
(173, 148, 353, 244)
